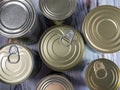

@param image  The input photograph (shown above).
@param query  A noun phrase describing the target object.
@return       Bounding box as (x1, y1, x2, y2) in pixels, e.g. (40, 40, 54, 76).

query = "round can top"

(85, 58, 120, 90)
(0, 0, 36, 38)
(39, 0, 76, 20)
(0, 44, 34, 84)
(39, 25, 84, 71)
(36, 75, 74, 90)
(82, 5, 120, 53)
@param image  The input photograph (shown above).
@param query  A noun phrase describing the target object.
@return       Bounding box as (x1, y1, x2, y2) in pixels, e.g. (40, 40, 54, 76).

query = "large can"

(39, 25, 84, 71)
(0, 44, 41, 84)
(82, 5, 120, 53)
(39, 0, 76, 25)
(0, 0, 40, 43)
(36, 74, 74, 90)
(85, 58, 120, 90)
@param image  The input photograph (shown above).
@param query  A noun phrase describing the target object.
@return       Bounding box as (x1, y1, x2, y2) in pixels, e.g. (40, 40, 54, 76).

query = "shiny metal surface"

(39, 25, 84, 71)
(85, 58, 120, 90)
(36, 75, 74, 90)
(0, 0, 36, 38)
(0, 44, 34, 84)
(39, 0, 76, 20)
(82, 5, 120, 53)
(0, 0, 120, 90)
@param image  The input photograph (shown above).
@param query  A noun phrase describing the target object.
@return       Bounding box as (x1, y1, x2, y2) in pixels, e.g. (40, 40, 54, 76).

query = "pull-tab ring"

(8, 45, 20, 64)
(94, 61, 107, 79)
(59, 30, 74, 47)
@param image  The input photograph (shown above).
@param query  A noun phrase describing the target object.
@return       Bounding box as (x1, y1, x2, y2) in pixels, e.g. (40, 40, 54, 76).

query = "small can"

(82, 5, 120, 53)
(0, 44, 41, 84)
(39, 0, 76, 23)
(85, 58, 120, 90)
(0, 0, 41, 43)
(39, 25, 84, 71)
(36, 74, 74, 90)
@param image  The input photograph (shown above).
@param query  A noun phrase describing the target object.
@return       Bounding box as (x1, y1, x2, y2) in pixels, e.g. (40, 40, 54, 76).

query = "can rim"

(0, 43, 34, 84)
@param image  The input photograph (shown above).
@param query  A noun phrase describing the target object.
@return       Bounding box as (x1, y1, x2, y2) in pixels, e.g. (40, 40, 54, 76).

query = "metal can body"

(0, 0, 40, 43)
(82, 5, 120, 53)
(0, 44, 40, 84)
(36, 75, 74, 90)
(85, 58, 120, 90)
(44, 16, 73, 28)
(39, 25, 84, 71)
(39, 0, 76, 21)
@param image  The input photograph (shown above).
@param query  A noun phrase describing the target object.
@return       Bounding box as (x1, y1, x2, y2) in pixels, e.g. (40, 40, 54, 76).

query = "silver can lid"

(39, 0, 76, 20)
(0, 44, 34, 84)
(0, 0, 36, 38)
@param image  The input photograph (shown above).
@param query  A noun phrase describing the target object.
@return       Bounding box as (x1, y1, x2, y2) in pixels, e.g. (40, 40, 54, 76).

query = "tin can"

(36, 74, 74, 90)
(39, 0, 76, 21)
(0, 44, 41, 84)
(85, 58, 120, 90)
(0, 0, 40, 43)
(39, 25, 84, 71)
(82, 5, 120, 53)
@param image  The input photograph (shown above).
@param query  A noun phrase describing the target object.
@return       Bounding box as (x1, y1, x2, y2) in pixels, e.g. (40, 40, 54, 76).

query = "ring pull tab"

(59, 30, 74, 47)
(8, 45, 20, 64)
(93, 61, 107, 79)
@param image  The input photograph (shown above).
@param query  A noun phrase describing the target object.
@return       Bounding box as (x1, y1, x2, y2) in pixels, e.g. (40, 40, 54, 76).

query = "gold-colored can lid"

(39, 0, 76, 20)
(36, 75, 74, 90)
(39, 25, 84, 71)
(0, 44, 34, 84)
(82, 5, 120, 53)
(85, 58, 120, 90)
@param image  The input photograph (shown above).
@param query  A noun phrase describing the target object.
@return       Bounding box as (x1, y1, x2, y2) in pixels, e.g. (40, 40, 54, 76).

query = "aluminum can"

(82, 5, 120, 53)
(39, 0, 76, 21)
(0, 44, 41, 84)
(85, 58, 120, 90)
(36, 74, 74, 90)
(0, 0, 40, 43)
(39, 25, 84, 71)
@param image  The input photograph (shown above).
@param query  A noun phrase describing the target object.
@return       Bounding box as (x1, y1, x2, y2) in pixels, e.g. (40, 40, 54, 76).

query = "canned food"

(0, 44, 40, 84)
(39, 25, 84, 71)
(82, 5, 120, 53)
(36, 75, 74, 90)
(0, 0, 40, 43)
(85, 58, 120, 90)
(39, 0, 76, 21)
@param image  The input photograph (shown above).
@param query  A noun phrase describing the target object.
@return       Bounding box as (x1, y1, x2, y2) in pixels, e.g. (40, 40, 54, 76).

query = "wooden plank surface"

(0, 0, 120, 90)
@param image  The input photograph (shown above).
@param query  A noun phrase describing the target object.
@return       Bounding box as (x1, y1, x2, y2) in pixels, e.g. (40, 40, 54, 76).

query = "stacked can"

(82, 5, 120, 53)
(0, 44, 41, 84)
(38, 1, 78, 89)
(39, 0, 76, 25)
(0, 0, 41, 43)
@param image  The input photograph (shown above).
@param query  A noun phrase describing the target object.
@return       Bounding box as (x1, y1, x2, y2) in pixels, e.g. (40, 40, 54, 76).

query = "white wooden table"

(0, 0, 120, 90)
